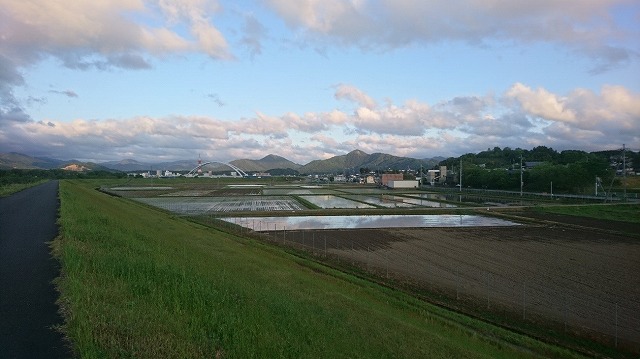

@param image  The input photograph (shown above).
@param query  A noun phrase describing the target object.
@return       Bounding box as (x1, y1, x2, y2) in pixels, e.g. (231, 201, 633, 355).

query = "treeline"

(438, 146, 635, 193)
(0, 169, 127, 185)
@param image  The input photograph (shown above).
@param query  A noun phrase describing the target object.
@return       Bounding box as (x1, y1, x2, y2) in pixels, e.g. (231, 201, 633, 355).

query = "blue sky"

(1, 0, 639, 164)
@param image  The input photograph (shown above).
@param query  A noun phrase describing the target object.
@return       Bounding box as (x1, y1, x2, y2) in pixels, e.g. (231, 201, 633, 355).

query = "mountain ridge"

(1, 150, 442, 173)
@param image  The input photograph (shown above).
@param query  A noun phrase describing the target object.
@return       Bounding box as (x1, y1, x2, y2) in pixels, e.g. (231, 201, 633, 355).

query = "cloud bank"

(1, 84, 637, 163)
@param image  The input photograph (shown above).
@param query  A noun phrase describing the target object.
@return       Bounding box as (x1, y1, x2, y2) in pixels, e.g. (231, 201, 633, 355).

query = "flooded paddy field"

(342, 195, 416, 208)
(121, 183, 535, 212)
(414, 193, 535, 206)
(380, 195, 457, 208)
(262, 188, 338, 195)
(135, 196, 304, 213)
(299, 195, 375, 209)
(222, 214, 519, 231)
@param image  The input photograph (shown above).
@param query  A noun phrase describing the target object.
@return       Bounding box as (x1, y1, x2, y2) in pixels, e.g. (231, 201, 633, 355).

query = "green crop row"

(537, 203, 640, 224)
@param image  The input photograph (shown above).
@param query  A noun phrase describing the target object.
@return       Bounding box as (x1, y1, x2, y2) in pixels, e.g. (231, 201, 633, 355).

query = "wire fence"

(214, 217, 640, 354)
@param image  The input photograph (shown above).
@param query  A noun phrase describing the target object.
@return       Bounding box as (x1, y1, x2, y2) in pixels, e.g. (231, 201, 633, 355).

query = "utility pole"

(520, 154, 523, 197)
(459, 157, 462, 192)
(622, 144, 626, 200)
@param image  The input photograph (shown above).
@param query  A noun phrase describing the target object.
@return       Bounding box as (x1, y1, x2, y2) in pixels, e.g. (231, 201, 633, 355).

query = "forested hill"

(436, 146, 637, 194)
(438, 146, 637, 170)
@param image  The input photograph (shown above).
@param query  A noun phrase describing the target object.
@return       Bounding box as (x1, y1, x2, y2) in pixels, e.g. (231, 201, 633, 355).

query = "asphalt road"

(0, 181, 71, 358)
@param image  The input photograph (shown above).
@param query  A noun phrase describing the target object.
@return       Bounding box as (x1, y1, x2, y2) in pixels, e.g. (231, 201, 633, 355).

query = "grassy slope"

(537, 203, 640, 224)
(55, 180, 582, 358)
(0, 180, 48, 197)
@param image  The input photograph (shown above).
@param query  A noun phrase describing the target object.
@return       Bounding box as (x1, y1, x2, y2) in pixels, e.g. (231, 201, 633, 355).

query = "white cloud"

(0, 83, 637, 163)
(265, 0, 637, 70)
(506, 83, 576, 123)
(334, 84, 377, 109)
(0, 0, 231, 62)
(0, 0, 233, 125)
(507, 83, 640, 137)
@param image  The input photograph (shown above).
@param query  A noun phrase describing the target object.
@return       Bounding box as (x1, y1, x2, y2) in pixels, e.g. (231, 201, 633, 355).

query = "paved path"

(0, 181, 71, 358)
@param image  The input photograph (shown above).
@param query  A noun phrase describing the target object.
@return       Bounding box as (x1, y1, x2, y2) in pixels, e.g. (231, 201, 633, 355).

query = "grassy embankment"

(537, 203, 640, 224)
(0, 180, 48, 197)
(54, 180, 584, 358)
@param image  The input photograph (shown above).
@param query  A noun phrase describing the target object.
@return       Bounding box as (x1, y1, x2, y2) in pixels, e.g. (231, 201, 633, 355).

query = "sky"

(0, 0, 639, 165)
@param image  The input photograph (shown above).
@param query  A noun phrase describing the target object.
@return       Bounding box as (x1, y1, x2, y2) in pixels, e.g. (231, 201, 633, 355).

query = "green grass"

(0, 180, 48, 197)
(537, 203, 640, 224)
(54, 180, 584, 358)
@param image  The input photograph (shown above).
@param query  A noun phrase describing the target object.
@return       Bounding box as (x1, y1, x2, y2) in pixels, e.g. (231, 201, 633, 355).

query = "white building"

(388, 180, 419, 189)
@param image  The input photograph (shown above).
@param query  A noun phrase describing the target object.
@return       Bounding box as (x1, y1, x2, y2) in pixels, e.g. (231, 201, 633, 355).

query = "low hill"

(100, 159, 151, 172)
(230, 154, 301, 172)
(0, 152, 113, 172)
(299, 149, 436, 174)
(0, 152, 66, 169)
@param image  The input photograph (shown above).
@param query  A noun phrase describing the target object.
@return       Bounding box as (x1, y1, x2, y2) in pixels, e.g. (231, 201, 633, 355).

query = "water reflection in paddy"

(223, 214, 519, 231)
(300, 195, 374, 209)
(415, 193, 532, 206)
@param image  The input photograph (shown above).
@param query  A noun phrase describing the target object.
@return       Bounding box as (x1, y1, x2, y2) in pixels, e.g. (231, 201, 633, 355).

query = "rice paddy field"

(87, 179, 640, 357)
(55, 179, 595, 358)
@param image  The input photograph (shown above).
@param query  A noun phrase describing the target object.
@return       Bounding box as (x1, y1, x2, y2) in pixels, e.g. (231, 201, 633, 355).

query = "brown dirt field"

(276, 217, 640, 353)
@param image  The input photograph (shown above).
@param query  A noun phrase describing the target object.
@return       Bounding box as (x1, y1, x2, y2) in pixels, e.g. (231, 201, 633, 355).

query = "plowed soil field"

(277, 212, 640, 352)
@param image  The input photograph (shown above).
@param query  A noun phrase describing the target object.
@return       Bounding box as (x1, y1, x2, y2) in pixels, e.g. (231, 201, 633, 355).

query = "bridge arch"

(187, 161, 248, 177)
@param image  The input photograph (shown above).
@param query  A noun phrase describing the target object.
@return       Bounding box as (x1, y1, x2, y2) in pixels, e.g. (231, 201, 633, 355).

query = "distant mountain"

(423, 156, 445, 168)
(230, 154, 301, 172)
(0, 152, 115, 172)
(298, 149, 436, 174)
(101, 159, 151, 172)
(100, 155, 301, 173)
(0, 151, 454, 174)
(0, 152, 66, 169)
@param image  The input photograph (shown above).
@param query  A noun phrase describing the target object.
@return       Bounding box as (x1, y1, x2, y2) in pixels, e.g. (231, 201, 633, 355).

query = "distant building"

(388, 180, 419, 189)
(439, 166, 447, 182)
(426, 166, 447, 185)
(381, 173, 403, 187)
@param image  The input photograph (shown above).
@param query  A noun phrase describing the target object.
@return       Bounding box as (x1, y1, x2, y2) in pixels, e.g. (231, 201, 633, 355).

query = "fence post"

(615, 302, 618, 348)
(486, 272, 490, 310)
(522, 282, 526, 320)
(386, 252, 389, 278)
(563, 294, 567, 332)
(406, 252, 409, 275)
(366, 246, 369, 271)
(456, 268, 459, 300)
(351, 240, 355, 265)
(324, 236, 327, 257)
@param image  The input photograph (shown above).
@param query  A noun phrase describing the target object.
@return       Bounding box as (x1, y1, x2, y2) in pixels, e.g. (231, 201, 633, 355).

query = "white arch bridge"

(187, 161, 249, 177)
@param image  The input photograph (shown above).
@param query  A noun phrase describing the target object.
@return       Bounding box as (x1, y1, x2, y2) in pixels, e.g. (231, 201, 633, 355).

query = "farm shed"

(388, 180, 419, 189)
